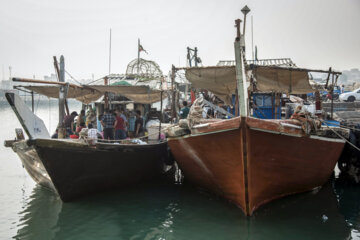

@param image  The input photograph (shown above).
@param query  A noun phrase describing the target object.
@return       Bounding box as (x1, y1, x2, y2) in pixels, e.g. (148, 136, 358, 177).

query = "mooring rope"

(321, 120, 360, 152)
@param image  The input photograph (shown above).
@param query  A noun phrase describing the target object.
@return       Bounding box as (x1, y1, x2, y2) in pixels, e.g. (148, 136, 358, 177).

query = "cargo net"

(125, 58, 163, 80)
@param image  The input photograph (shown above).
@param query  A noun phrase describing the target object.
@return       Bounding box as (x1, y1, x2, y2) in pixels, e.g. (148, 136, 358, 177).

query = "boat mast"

(109, 28, 112, 75)
(234, 6, 251, 117)
(171, 65, 176, 123)
(58, 55, 66, 138)
(234, 19, 248, 117)
(54, 56, 70, 116)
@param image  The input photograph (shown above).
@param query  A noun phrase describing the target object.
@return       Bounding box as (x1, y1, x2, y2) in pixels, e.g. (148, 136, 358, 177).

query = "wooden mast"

(58, 55, 66, 138)
(12, 78, 82, 89)
(54, 56, 70, 115)
(158, 76, 164, 140)
(104, 76, 109, 109)
(171, 65, 177, 122)
(234, 19, 248, 117)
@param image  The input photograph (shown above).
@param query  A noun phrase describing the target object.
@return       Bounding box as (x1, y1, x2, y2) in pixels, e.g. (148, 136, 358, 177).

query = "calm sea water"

(0, 98, 359, 240)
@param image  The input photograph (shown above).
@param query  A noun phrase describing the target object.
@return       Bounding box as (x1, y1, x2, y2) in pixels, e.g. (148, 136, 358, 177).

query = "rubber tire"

(348, 96, 356, 102)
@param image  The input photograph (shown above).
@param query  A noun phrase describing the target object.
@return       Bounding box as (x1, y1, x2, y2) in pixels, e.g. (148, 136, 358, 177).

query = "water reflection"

(13, 177, 356, 240)
(14, 186, 61, 240)
(1, 98, 357, 239)
(334, 173, 360, 232)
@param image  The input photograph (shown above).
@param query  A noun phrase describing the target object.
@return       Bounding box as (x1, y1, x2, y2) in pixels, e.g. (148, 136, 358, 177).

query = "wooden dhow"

(4, 72, 171, 201)
(167, 9, 346, 215)
(168, 116, 345, 215)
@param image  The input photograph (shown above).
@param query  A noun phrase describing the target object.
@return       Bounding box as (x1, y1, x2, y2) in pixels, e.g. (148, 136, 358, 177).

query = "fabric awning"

(185, 65, 314, 104)
(185, 66, 237, 104)
(85, 85, 165, 104)
(24, 86, 103, 104)
(253, 66, 314, 94)
(24, 85, 165, 104)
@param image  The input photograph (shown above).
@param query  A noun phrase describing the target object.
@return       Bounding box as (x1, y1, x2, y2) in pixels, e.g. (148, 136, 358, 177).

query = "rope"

(86, 77, 106, 85)
(65, 70, 82, 85)
(321, 120, 360, 152)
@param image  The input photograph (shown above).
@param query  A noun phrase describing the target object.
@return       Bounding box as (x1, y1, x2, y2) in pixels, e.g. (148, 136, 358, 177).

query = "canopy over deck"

(182, 64, 339, 103)
(23, 85, 103, 104)
(21, 84, 165, 104)
(185, 66, 237, 104)
(88, 85, 164, 104)
(252, 65, 314, 94)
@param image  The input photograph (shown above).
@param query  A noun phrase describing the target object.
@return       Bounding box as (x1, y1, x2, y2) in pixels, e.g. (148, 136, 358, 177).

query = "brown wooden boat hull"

(168, 117, 345, 215)
(11, 139, 170, 201)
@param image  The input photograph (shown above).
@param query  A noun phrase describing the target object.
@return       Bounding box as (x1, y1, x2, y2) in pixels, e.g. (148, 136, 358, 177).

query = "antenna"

(137, 38, 140, 75)
(251, 15, 254, 61)
(108, 28, 112, 75)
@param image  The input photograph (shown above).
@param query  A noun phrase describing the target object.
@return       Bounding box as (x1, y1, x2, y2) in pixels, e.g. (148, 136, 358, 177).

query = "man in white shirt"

(87, 123, 100, 145)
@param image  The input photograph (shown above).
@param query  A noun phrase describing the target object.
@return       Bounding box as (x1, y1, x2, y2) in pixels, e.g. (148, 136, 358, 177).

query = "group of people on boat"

(100, 108, 144, 140)
(53, 106, 146, 143)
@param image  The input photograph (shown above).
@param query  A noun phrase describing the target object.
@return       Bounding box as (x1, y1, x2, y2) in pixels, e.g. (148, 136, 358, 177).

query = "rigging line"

(86, 77, 105, 85)
(64, 70, 82, 85)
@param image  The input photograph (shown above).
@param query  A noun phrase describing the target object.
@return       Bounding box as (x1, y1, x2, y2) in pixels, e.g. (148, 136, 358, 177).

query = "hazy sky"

(0, 0, 359, 81)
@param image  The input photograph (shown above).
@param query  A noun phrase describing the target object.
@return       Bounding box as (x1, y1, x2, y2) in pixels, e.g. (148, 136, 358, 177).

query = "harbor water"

(0, 99, 360, 240)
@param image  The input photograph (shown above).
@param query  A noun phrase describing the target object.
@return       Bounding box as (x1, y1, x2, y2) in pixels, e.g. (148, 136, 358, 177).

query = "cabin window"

(263, 96, 272, 106)
(255, 95, 263, 106)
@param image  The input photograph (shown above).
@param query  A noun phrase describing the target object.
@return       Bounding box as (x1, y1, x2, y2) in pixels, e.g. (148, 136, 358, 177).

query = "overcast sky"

(0, 0, 359, 81)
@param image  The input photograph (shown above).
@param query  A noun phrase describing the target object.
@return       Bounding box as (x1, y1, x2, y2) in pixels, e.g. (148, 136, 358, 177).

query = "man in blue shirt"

(101, 108, 115, 140)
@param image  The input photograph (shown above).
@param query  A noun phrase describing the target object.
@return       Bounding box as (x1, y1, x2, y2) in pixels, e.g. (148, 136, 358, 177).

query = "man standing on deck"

(63, 111, 78, 137)
(120, 108, 128, 137)
(114, 109, 126, 140)
(135, 110, 144, 138)
(101, 108, 115, 140)
(179, 101, 190, 119)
